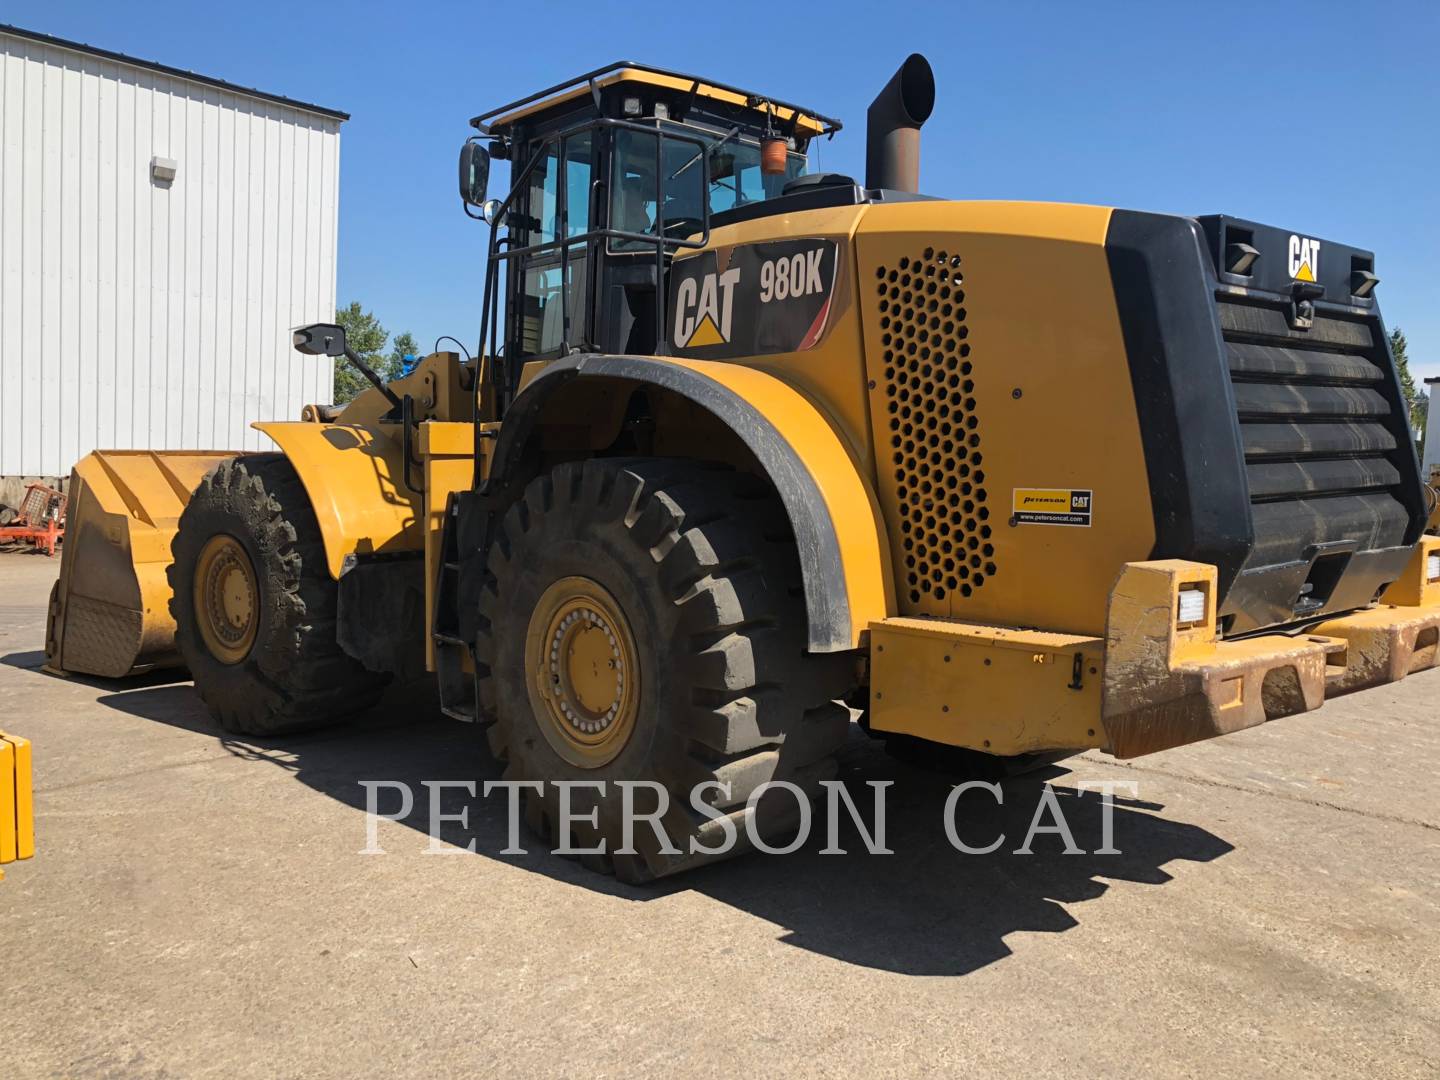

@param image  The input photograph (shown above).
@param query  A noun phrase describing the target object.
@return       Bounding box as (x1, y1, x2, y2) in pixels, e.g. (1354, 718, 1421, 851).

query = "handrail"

(470, 59, 842, 135)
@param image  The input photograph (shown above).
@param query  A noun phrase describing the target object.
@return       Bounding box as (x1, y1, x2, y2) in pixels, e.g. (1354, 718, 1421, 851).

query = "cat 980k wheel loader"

(46, 55, 1440, 880)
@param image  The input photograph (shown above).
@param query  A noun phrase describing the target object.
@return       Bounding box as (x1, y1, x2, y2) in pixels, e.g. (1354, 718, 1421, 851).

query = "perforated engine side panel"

(868, 246, 996, 614)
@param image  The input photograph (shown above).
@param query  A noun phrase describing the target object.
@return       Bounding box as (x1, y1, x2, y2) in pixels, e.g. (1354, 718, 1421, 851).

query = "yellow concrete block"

(0, 731, 34, 866)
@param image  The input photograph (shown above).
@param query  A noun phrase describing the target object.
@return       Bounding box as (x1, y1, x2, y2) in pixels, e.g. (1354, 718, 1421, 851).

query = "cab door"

(508, 130, 595, 360)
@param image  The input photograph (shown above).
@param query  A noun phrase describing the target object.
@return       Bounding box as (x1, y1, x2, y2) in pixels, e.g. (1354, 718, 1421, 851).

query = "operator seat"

(615, 176, 654, 240)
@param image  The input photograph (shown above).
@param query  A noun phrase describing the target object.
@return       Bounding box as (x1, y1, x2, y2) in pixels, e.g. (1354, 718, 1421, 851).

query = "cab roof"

(471, 61, 842, 140)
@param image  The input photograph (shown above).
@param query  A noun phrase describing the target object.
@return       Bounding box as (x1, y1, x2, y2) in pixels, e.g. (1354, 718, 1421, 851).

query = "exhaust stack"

(865, 54, 936, 193)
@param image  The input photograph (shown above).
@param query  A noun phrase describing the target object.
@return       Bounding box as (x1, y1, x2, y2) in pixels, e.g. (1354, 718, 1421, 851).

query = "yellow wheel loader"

(47, 56, 1440, 880)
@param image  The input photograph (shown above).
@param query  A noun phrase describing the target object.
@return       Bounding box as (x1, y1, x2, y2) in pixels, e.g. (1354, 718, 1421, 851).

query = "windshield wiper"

(669, 125, 741, 182)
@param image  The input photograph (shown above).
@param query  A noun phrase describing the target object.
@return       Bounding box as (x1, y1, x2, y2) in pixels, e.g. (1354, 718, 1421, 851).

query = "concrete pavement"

(1, 552, 1436, 1077)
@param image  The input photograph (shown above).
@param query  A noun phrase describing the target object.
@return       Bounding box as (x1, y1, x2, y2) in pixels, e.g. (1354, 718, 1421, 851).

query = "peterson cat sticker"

(1012, 488, 1093, 527)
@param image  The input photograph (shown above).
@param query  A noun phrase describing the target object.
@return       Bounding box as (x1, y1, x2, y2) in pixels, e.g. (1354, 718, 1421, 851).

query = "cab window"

(609, 128, 706, 252)
(516, 132, 594, 356)
(609, 124, 807, 243)
(706, 138, 807, 213)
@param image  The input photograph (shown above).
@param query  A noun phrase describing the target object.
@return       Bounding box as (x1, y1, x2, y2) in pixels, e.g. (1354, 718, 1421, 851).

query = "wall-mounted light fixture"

(150, 156, 177, 185)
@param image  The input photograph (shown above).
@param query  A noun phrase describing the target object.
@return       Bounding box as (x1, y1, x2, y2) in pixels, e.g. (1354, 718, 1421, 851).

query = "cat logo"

(670, 239, 838, 357)
(673, 267, 742, 349)
(1287, 234, 1321, 283)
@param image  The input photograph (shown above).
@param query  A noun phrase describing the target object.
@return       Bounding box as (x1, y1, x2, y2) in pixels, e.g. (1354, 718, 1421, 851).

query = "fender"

(489, 354, 894, 652)
(253, 421, 423, 578)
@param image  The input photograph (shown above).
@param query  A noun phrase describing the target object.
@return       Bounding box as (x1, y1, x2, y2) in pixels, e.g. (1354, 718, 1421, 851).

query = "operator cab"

(459, 62, 841, 407)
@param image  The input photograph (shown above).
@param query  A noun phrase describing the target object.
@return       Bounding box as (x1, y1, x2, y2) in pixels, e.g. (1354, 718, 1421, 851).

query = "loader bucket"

(44, 450, 238, 678)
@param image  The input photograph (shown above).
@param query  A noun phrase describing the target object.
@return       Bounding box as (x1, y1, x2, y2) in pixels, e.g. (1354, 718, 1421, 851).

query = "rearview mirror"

(293, 323, 348, 357)
(459, 140, 490, 206)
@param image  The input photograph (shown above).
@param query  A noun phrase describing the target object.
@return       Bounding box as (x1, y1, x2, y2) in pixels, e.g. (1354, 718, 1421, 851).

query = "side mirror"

(293, 323, 348, 357)
(459, 140, 490, 206)
(293, 322, 404, 412)
(480, 198, 504, 226)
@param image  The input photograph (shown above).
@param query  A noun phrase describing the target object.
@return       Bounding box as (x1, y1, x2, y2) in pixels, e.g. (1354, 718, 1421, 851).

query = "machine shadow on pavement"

(96, 679, 1234, 977)
(3, 649, 192, 689)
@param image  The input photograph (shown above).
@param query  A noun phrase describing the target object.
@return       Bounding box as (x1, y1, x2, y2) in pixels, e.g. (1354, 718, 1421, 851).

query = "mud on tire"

(168, 454, 387, 735)
(475, 458, 857, 883)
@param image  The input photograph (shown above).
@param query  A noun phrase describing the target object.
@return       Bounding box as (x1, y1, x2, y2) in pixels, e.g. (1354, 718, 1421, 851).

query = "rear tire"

(168, 454, 387, 735)
(475, 458, 856, 882)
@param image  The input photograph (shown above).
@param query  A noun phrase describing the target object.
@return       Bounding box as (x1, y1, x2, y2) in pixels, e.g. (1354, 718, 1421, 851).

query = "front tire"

(168, 454, 387, 735)
(475, 458, 856, 882)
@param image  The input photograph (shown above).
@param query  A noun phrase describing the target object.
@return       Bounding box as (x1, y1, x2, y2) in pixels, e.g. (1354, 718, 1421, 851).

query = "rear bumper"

(867, 538, 1440, 759)
(1101, 540, 1440, 757)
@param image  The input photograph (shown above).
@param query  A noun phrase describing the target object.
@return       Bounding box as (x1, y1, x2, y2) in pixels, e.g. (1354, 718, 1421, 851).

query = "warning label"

(1013, 488, 1093, 527)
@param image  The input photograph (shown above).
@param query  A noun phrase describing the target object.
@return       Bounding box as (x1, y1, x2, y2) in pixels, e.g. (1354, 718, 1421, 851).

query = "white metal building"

(1425, 376, 1439, 478)
(0, 24, 346, 479)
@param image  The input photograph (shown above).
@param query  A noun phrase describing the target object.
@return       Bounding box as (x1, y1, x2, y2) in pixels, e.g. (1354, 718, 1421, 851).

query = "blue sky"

(11, 1, 1440, 380)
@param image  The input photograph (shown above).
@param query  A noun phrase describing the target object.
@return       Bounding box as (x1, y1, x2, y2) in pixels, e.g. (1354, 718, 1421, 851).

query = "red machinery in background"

(0, 483, 66, 557)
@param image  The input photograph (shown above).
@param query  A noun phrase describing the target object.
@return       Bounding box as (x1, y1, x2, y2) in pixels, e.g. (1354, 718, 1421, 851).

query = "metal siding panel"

(149, 77, 173, 451)
(73, 62, 95, 464)
(310, 119, 328, 417)
(310, 121, 337, 407)
(1426, 385, 1440, 477)
(182, 90, 203, 448)
(21, 48, 45, 475)
(39, 55, 65, 475)
(305, 122, 325, 407)
(322, 125, 339, 406)
(91, 63, 116, 456)
(195, 89, 219, 449)
(213, 100, 235, 452)
(290, 117, 311, 409)
(243, 106, 266, 452)
(0, 50, 23, 473)
(164, 85, 186, 448)
(72, 59, 89, 469)
(313, 120, 331, 414)
(113, 75, 136, 450)
(75, 60, 101, 465)
(0, 35, 343, 473)
(59, 59, 84, 474)
(259, 106, 279, 436)
(288, 117, 310, 415)
(273, 109, 296, 423)
(131, 73, 155, 451)
(228, 103, 253, 452)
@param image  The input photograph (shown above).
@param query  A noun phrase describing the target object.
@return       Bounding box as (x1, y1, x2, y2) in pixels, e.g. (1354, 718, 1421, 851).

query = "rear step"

(432, 493, 486, 723)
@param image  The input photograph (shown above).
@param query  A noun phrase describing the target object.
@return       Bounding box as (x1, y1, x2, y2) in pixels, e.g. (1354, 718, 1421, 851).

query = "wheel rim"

(525, 576, 640, 768)
(193, 534, 259, 665)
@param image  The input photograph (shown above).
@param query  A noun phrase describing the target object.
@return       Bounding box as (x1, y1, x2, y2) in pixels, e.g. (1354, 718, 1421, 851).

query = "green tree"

(389, 331, 421, 377)
(329, 304, 424, 403)
(332, 301, 391, 404)
(1390, 326, 1428, 434)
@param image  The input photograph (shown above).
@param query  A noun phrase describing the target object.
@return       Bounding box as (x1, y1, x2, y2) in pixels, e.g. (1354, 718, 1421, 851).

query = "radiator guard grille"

(876, 247, 996, 606)
(1220, 297, 1416, 625)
